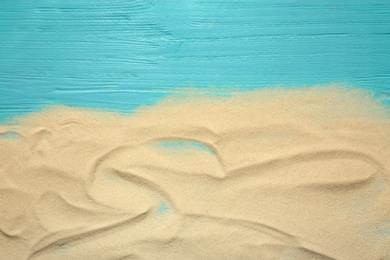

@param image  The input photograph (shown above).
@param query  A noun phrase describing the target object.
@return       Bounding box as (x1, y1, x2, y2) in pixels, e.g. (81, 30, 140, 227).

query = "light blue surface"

(0, 132, 20, 139)
(0, 0, 389, 122)
(157, 141, 214, 154)
(156, 201, 170, 216)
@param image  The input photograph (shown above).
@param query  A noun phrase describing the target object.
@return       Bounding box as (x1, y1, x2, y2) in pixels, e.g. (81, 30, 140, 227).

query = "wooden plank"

(0, 0, 389, 121)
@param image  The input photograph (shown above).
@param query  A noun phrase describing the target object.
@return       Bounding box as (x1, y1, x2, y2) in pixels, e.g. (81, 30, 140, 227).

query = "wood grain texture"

(0, 0, 390, 121)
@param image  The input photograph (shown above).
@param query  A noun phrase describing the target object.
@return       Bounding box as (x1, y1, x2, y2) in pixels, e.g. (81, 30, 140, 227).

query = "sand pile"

(1, 86, 389, 259)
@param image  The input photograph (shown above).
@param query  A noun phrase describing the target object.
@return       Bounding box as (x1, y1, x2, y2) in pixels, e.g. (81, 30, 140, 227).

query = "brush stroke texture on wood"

(0, 0, 390, 121)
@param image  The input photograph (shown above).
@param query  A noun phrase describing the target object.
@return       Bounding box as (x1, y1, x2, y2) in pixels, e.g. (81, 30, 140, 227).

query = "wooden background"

(1, 0, 389, 122)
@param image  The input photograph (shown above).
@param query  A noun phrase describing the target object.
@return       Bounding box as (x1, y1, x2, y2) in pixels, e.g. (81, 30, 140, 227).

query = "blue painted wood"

(1, 0, 389, 121)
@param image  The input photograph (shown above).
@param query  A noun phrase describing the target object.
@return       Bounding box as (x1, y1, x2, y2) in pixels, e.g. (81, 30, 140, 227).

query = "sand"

(0, 86, 390, 260)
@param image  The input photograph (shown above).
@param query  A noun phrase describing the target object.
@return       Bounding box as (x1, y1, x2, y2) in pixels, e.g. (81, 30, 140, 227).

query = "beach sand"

(1, 86, 390, 259)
